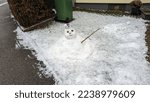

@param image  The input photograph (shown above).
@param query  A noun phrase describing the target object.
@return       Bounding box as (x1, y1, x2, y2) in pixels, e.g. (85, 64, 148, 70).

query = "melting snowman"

(48, 24, 94, 61)
(64, 24, 77, 39)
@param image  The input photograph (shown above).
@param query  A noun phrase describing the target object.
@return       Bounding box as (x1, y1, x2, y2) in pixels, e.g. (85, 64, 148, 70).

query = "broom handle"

(81, 28, 100, 44)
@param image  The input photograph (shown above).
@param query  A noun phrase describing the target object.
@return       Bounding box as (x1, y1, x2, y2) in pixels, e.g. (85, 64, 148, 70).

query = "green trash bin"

(54, 0, 73, 22)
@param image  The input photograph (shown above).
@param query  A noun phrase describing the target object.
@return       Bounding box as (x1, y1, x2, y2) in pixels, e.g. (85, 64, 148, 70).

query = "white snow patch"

(16, 11, 150, 85)
(46, 35, 93, 61)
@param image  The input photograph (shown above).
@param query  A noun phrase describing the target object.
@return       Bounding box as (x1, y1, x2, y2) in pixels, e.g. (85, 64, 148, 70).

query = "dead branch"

(81, 28, 100, 44)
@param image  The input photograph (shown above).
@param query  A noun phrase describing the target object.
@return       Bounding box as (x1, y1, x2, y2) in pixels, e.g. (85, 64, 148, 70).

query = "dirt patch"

(145, 22, 150, 63)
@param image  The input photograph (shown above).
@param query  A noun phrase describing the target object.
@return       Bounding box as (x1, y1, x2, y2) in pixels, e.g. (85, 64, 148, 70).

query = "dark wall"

(75, 3, 150, 11)
(75, 3, 108, 10)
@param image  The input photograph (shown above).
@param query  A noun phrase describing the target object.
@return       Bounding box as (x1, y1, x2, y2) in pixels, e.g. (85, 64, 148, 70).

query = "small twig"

(81, 28, 100, 43)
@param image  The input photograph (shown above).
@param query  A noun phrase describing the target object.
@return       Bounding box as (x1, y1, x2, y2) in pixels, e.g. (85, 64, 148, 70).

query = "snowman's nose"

(69, 33, 73, 36)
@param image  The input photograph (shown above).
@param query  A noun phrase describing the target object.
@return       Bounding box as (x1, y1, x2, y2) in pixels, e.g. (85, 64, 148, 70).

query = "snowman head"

(64, 24, 76, 39)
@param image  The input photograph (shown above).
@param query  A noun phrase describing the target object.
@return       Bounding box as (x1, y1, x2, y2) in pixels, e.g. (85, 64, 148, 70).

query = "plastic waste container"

(54, 0, 73, 22)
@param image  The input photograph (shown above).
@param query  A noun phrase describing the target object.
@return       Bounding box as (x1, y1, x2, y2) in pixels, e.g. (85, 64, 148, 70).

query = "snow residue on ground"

(47, 35, 93, 61)
(16, 11, 150, 85)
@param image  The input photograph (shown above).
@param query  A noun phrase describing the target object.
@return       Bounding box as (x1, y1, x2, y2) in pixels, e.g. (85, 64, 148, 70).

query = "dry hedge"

(7, 0, 54, 28)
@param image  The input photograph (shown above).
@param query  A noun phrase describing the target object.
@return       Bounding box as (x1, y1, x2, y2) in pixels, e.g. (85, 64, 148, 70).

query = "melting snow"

(16, 11, 150, 85)
(46, 35, 93, 61)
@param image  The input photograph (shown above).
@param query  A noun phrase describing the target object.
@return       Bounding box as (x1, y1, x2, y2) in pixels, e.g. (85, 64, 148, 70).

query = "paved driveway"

(0, 3, 54, 85)
(0, 0, 6, 4)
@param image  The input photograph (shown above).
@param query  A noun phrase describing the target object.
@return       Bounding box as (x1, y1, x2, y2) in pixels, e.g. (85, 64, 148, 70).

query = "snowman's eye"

(71, 30, 74, 32)
(67, 31, 69, 33)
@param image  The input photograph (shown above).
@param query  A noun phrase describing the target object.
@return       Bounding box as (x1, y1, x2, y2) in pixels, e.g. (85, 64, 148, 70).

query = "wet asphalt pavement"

(0, 0, 6, 4)
(0, 3, 55, 85)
